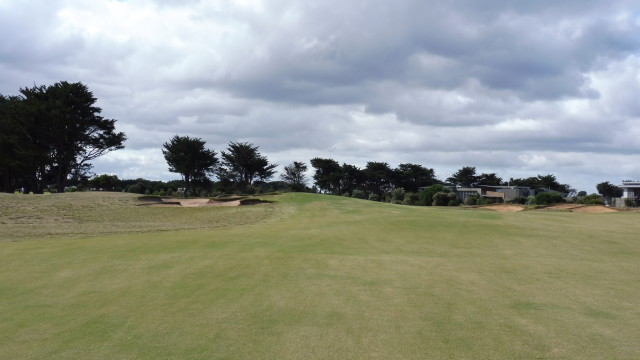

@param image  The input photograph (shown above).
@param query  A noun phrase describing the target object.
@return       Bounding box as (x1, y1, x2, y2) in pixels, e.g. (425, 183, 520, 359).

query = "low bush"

(464, 194, 479, 206)
(578, 193, 605, 205)
(534, 192, 565, 205)
(419, 184, 450, 206)
(387, 188, 406, 204)
(432, 192, 451, 206)
(509, 196, 528, 205)
(351, 189, 366, 199)
(403, 192, 420, 206)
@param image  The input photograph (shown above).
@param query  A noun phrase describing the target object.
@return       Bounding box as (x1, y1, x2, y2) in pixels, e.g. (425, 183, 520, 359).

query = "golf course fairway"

(0, 192, 638, 359)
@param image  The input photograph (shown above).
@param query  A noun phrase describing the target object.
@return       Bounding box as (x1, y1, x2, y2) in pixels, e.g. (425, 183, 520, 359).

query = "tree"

(162, 135, 218, 197)
(1, 82, 126, 193)
(88, 174, 120, 191)
(20, 82, 126, 193)
(447, 166, 479, 187)
(310, 158, 342, 194)
(280, 161, 308, 191)
(392, 163, 438, 192)
(341, 163, 366, 196)
(364, 162, 393, 200)
(0, 95, 29, 192)
(477, 173, 503, 186)
(596, 181, 623, 206)
(509, 174, 573, 194)
(219, 142, 277, 192)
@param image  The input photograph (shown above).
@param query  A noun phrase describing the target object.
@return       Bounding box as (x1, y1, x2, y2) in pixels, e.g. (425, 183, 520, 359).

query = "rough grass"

(0, 192, 639, 359)
(0, 192, 279, 240)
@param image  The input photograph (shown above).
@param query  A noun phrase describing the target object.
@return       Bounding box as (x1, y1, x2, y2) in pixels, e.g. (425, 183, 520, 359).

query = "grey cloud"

(2, 0, 640, 191)
(202, 1, 640, 107)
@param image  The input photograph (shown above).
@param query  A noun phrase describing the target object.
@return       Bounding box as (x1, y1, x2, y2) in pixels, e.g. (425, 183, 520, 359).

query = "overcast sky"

(2, 0, 640, 192)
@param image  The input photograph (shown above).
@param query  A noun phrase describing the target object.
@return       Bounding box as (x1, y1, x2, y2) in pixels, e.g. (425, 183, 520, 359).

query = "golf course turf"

(0, 192, 638, 359)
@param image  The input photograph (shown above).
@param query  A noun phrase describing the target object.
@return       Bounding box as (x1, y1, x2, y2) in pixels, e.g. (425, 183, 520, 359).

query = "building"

(620, 180, 640, 200)
(451, 185, 566, 203)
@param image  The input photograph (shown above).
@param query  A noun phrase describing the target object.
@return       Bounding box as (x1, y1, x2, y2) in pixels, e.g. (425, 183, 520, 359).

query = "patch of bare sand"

(545, 204, 585, 210)
(481, 204, 524, 212)
(570, 205, 618, 213)
(143, 199, 241, 207)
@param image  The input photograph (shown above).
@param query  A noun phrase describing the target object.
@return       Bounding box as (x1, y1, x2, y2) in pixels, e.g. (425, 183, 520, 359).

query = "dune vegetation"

(0, 192, 638, 359)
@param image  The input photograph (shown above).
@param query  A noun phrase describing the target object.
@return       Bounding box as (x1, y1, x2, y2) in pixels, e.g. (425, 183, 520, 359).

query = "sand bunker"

(545, 204, 585, 210)
(478, 203, 618, 213)
(570, 205, 618, 213)
(138, 197, 241, 207)
(481, 204, 525, 212)
(543, 203, 618, 213)
(182, 199, 241, 207)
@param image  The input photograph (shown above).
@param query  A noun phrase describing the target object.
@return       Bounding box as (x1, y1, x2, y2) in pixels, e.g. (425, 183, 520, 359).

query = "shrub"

(432, 192, 450, 206)
(389, 188, 406, 204)
(509, 196, 528, 205)
(624, 198, 638, 208)
(447, 193, 461, 206)
(534, 192, 565, 205)
(465, 194, 479, 206)
(127, 182, 145, 194)
(351, 189, 366, 199)
(419, 184, 449, 206)
(478, 196, 493, 205)
(403, 192, 420, 206)
(579, 193, 604, 205)
(368, 193, 380, 201)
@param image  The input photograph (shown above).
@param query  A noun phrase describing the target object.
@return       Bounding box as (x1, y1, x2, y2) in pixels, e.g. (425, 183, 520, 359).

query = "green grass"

(0, 192, 639, 359)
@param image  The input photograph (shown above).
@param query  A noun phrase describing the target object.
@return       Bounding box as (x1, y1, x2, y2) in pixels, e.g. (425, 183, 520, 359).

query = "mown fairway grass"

(0, 192, 638, 359)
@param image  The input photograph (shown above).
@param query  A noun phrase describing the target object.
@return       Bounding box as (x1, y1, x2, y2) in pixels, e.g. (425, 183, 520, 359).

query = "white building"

(621, 180, 640, 200)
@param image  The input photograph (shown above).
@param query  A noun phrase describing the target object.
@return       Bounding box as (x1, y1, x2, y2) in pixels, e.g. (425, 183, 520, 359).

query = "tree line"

(158, 136, 581, 206)
(3, 80, 618, 206)
(0, 82, 126, 193)
(309, 161, 574, 200)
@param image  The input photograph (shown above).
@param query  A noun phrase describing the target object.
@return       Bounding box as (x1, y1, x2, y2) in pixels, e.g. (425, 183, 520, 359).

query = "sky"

(2, 0, 640, 192)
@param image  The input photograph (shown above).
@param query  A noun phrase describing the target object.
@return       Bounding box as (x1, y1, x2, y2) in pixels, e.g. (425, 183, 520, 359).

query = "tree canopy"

(219, 142, 277, 192)
(280, 161, 308, 191)
(447, 166, 479, 188)
(0, 81, 126, 193)
(310, 158, 343, 194)
(162, 135, 218, 197)
(364, 162, 393, 200)
(596, 181, 623, 205)
(393, 163, 439, 192)
(508, 174, 574, 194)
